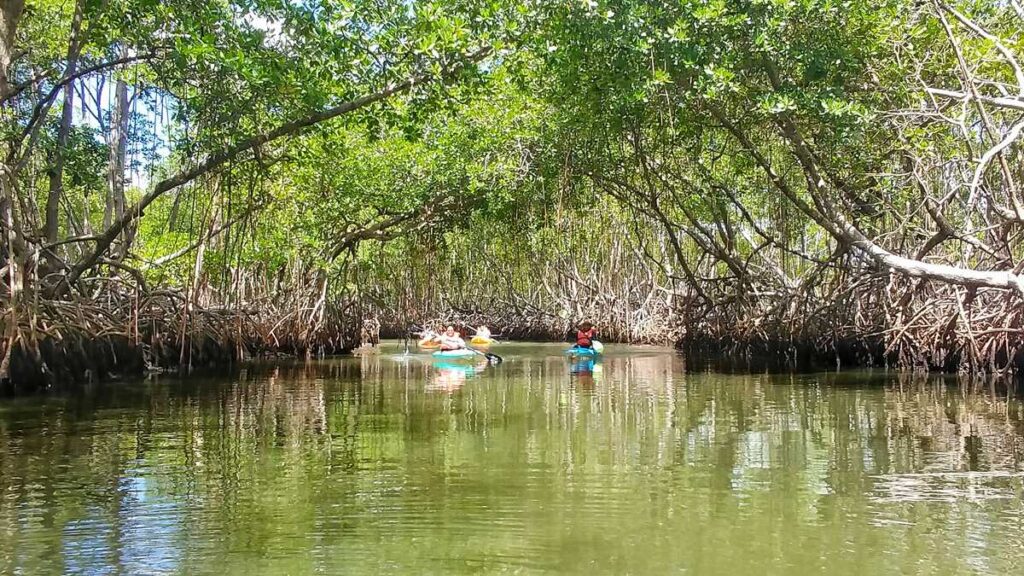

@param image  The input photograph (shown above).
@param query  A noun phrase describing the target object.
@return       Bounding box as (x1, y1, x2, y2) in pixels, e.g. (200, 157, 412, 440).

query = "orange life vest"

(576, 328, 595, 347)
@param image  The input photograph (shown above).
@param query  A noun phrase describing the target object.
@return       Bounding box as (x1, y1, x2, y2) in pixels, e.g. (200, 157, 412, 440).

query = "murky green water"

(2, 342, 1024, 575)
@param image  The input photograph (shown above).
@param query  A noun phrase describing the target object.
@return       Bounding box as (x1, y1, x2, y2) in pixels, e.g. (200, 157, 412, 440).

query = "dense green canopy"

(3, 0, 1024, 382)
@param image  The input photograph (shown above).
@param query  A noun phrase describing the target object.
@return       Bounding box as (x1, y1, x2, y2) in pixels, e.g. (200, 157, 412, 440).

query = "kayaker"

(576, 321, 597, 349)
(476, 325, 491, 339)
(418, 328, 440, 344)
(438, 325, 466, 351)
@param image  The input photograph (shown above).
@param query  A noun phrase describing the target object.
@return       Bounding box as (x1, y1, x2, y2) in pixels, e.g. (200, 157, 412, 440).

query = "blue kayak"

(432, 349, 478, 361)
(565, 345, 600, 357)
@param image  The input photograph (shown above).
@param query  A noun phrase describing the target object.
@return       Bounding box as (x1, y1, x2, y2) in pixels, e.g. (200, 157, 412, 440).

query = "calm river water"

(2, 342, 1024, 574)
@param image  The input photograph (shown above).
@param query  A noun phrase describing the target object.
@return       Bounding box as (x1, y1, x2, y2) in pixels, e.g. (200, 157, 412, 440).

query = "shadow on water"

(1, 342, 1024, 574)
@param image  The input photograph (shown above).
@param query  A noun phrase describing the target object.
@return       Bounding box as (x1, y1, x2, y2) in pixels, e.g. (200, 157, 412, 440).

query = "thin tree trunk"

(0, 174, 22, 381)
(179, 179, 219, 370)
(104, 59, 129, 233)
(0, 0, 24, 102)
(167, 191, 182, 231)
(113, 80, 128, 220)
(0, 0, 28, 379)
(44, 0, 84, 244)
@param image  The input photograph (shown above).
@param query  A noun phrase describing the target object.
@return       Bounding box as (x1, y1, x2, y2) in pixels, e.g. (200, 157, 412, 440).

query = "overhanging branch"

(927, 88, 1024, 112)
(60, 46, 492, 292)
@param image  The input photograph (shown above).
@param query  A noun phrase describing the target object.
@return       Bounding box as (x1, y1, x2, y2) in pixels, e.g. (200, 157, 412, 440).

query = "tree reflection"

(1, 351, 1023, 574)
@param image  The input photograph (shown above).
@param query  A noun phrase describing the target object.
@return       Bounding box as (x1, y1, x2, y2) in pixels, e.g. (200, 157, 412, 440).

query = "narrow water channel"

(2, 342, 1023, 574)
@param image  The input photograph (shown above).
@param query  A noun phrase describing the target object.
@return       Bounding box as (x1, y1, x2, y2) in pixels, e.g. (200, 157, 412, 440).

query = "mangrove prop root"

(0, 280, 362, 391)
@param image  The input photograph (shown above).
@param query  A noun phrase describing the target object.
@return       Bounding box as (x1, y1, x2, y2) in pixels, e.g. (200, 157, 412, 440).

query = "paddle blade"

(468, 346, 503, 365)
(592, 341, 604, 353)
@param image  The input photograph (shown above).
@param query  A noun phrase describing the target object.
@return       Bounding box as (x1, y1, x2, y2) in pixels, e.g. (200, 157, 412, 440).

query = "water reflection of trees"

(2, 354, 1024, 573)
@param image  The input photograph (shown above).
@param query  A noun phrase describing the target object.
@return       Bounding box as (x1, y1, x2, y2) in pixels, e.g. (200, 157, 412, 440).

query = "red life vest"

(576, 328, 595, 347)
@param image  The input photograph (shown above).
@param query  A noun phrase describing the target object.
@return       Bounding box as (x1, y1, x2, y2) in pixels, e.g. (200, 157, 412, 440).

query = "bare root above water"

(0, 265, 361, 390)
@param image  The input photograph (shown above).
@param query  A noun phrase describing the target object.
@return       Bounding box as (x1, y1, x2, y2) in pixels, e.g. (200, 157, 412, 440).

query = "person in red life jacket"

(576, 321, 597, 349)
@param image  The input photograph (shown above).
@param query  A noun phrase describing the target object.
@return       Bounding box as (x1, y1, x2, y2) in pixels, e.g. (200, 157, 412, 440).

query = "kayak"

(418, 338, 441, 349)
(566, 345, 599, 357)
(566, 341, 604, 357)
(432, 349, 479, 361)
(470, 335, 494, 346)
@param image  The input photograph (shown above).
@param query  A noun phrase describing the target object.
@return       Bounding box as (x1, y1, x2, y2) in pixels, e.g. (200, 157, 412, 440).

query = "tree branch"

(60, 46, 492, 293)
(926, 88, 1024, 113)
(715, 106, 1024, 296)
(938, 1, 1024, 96)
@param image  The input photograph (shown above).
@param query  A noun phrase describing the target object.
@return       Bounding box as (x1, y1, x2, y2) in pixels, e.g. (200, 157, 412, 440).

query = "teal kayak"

(432, 349, 478, 361)
(566, 345, 600, 357)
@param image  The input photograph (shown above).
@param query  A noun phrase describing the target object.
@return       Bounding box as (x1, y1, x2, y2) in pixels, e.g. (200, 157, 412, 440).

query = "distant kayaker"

(476, 325, 491, 338)
(417, 327, 441, 346)
(576, 321, 597, 349)
(439, 325, 466, 351)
